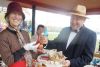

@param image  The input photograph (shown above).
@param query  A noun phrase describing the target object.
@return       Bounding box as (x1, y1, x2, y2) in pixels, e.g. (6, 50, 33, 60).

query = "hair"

(37, 24, 45, 31)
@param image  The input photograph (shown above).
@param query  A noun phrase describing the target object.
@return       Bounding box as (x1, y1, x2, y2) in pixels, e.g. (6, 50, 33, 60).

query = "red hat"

(5, 2, 25, 20)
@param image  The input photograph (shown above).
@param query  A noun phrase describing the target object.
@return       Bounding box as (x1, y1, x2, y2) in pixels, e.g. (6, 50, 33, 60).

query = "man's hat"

(71, 4, 87, 18)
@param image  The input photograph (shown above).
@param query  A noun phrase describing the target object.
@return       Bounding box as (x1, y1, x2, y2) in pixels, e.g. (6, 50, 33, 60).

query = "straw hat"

(71, 4, 87, 18)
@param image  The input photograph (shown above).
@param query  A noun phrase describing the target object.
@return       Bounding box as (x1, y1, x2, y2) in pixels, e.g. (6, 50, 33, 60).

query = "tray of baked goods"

(36, 49, 67, 67)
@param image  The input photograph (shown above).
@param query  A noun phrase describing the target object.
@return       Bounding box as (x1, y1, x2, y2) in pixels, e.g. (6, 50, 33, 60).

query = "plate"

(37, 54, 63, 67)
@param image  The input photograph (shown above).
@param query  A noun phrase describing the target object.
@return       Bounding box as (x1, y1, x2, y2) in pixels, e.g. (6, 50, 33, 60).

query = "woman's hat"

(71, 4, 87, 18)
(5, 2, 25, 20)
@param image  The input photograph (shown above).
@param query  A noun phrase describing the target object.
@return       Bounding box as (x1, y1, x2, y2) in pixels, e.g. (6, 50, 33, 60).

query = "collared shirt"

(66, 31, 77, 49)
(66, 26, 83, 49)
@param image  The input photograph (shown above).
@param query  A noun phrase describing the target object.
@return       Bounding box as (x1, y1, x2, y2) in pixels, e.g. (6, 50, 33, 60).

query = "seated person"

(31, 24, 48, 43)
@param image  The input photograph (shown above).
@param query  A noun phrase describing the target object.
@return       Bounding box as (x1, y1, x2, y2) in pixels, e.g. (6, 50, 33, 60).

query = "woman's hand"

(0, 22, 8, 32)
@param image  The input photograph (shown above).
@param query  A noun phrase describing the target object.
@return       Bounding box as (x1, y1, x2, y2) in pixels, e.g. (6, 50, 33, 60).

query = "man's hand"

(62, 60, 70, 67)
(39, 35, 48, 45)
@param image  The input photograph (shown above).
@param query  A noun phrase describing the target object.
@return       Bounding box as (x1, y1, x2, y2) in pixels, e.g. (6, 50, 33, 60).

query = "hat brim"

(71, 12, 88, 18)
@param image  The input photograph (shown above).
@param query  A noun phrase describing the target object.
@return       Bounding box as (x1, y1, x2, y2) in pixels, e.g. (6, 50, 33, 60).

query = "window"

(35, 10, 70, 40)
(85, 15, 100, 52)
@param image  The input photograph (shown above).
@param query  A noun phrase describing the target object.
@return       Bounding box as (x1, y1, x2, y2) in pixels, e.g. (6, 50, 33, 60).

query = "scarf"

(8, 26, 33, 67)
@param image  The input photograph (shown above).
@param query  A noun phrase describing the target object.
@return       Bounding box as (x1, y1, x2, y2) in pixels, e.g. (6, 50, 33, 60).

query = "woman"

(31, 24, 45, 43)
(0, 2, 39, 67)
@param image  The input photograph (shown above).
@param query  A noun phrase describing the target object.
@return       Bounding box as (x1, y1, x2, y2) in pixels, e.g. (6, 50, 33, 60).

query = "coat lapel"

(63, 28, 71, 50)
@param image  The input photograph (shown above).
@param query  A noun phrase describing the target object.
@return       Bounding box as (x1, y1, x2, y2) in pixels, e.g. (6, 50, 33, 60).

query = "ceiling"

(4, 0, 100, 15)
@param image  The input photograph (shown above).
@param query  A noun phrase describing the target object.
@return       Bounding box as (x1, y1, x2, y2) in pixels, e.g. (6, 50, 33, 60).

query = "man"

(41, 5, 96, 67)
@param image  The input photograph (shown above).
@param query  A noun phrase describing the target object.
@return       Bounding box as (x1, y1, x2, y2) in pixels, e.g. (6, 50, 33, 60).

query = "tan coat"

(0, 28, 30, 66)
